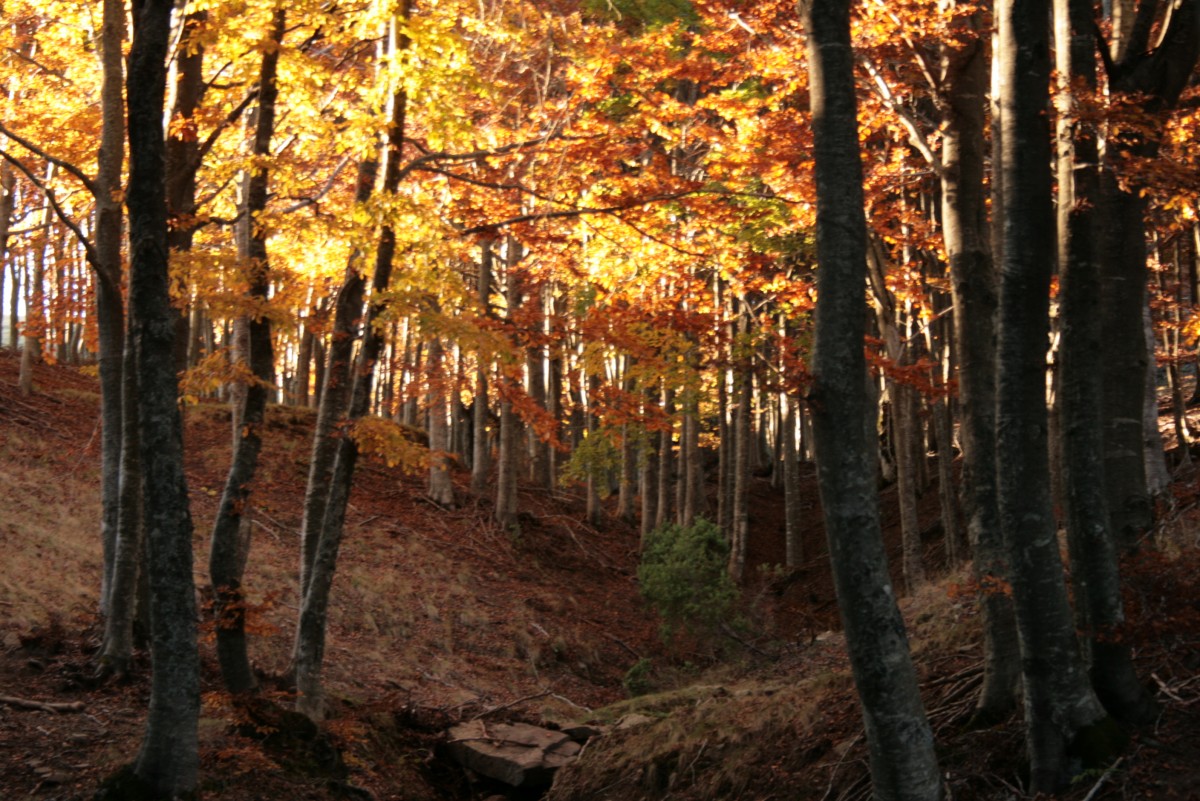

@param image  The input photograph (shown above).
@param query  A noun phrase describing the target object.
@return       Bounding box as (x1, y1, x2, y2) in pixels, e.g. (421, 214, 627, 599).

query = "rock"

(447, 720, 582, 787)
(614, 713, 655, 730)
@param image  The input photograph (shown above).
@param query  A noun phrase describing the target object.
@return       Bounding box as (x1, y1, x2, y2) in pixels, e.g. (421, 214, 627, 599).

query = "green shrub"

(638, 519, 739, 643)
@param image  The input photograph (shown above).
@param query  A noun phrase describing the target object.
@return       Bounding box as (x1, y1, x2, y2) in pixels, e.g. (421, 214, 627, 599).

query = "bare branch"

(0, 149, 99, 267)
(0, 122, 97, 193)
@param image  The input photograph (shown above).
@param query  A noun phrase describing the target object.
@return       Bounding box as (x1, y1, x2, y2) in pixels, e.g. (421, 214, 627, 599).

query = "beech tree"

(994, 0, 1115, 790)
(802, 0, 941, 798)
(123, 0, 200, 793)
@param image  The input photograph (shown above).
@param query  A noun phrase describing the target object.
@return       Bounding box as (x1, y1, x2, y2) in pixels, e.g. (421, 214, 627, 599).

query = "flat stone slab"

(447, 720, 582, 787)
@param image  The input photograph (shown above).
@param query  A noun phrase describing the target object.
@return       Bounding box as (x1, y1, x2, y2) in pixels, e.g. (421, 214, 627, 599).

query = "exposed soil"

(2, 348, 1199, 801)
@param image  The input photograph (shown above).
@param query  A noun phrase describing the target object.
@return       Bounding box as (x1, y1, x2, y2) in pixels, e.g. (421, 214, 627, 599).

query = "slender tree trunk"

(427, 332, 456, 507)
(1055, 0, 1159, 726)
(93, 0, 127, 619)
(19, 172, 52, 395)
(640, 389, 658, 547)
(996, 1, 1114, 790)
(97, 333, 142, 677)
(495, 240, 523, 527)
(297, 158, 378, 598)
(730, 311, 752, 581)
(1142, 305, 1170, 497)
(125, 0, 199, 791)
(803, 2, 942, 797)
(783, 393, 802, 567)
(655, 386, 674, 529)
(294, 4, 411, 719)
(471, 240, 493, 495)
(939, 4, 1021, 722)
(208, 8, 283, 697)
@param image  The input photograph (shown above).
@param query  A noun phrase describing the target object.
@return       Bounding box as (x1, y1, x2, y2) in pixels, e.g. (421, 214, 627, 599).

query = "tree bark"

(996, 0, 1114, 790)
(803, 2, 942, 798)
(471, 240, 494, 495)
(208, 7, 284, 697)
(938, 3, 1021, 723)
(297, 158, 378, 599)
(427, 332, 456, 506)
(294, 3, 411, 719)
(94, 0, 127, 620)
(1055, 0, 1158, 726)
(126, 0, 200, 792)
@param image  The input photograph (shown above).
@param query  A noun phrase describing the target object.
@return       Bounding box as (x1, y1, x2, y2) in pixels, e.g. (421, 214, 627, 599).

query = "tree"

(124, 0, 200, 792)
(294, 0, 413, 719)
(994, 0, 1115, 790)
(1054, 0, 1158, 727)
(209, 5, 286, 697)
(801, 1, 941, 798)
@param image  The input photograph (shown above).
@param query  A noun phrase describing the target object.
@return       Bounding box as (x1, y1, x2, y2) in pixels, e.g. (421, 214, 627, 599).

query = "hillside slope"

(2, 350, 1199, 800)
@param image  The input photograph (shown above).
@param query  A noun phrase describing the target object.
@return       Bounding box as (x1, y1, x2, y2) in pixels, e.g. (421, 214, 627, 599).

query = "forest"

(1, 0, 1200, 799)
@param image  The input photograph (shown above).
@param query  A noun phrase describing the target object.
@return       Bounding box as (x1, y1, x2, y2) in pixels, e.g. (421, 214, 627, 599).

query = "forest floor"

(1, 348, 1199, 800)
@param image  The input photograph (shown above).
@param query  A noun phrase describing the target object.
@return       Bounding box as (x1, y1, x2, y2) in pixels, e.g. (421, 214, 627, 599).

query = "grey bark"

(298, 157, 378, 598)
(1055, 0, 1159, 726)
(939, 3, 1022, 721)
(294, 4, 410, 719)
(783, 393, 803, 567)
(995, 0, 1113, 790)
(427, 332, 456, 506)
(94, 0, 127, 620)
(126, 0, 200, 791)
(495, 240, 523, 528)
(803, 2, 942, 798)
(1100, 0, 1200, 550)
(471, 240, 494, 495)
(208, 8, 284, 697)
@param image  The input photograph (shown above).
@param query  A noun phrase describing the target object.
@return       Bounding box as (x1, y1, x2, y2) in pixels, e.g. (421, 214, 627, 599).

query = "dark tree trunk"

(939, 4, 1021, 723)
(996, 0, 1113, 790)
(803, 2, 942, 798)
(208, 8, 284, 697)
(125, 0, 200, 792)
(95, 0, 127, 621)
(471, 240, 493, 495)
(294, 4, 411, 719)
(1100, 0, 1200, 549)
(427, 332, 456, 507)
(1055, 0, 1158, 727)
(298, 158, 378, 599)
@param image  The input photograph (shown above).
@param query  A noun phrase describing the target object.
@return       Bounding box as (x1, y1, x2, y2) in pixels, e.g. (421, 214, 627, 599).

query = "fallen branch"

(471, 691, 553, 721)
(1081, 757, 1123, 801)
(0, 695, 85, 713)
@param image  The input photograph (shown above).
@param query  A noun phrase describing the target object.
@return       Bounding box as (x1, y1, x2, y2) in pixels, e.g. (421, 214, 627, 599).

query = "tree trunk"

(97, 333, 142, 678)
(427, 332, 456, 507)
(1143, 304, 1170, 497)
(655, 385, 674, 529)
(471, 240, 494, 495)
(94, 0, 126, 620)
(19, 171, 52, 395)
(939, 4, 1021, 723)
(294, 4, 410, 719)
(803, 2, 942, 797)
(996, 0, 1113, 790)
(297, 158, 378, 599)
(1100, 0, 1200, 550)
(208, 8, 283, 697)
(1055, 0, 1159, 726)
(125, 0, 200, 792)
(783, 393, 803, 567)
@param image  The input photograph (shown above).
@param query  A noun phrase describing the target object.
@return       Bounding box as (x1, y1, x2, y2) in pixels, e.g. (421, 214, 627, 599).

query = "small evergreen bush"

(638, 518, 739, 644)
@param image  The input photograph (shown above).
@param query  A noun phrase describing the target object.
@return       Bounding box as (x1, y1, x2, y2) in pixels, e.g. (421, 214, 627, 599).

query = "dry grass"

(0, 427, 103, 631)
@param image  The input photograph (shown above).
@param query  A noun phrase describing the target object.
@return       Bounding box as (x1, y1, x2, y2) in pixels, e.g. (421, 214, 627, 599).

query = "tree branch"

(0, 122, 97, 193)
(0, 150, 99, 267)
